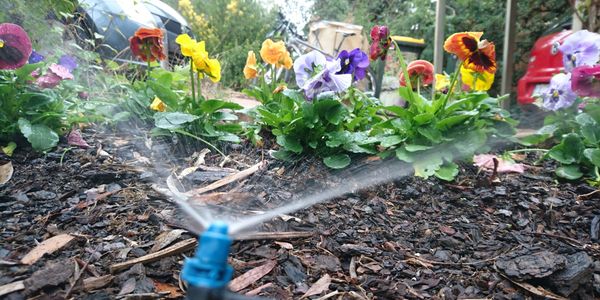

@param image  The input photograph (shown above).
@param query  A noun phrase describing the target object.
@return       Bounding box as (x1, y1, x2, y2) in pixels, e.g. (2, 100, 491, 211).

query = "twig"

(525, 232, 585, 249)
(235, 231, 314, 241)
(65, 257, 89, 298)
(187, 161, 267, 196)
(577, 189, 600, 200)
(109, 238, 197, 273)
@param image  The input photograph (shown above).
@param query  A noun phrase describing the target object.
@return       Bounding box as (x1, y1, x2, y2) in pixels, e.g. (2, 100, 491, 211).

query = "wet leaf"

(0, 161, 13, 185)
(435, 162, 459, 181)
(323, 154, 351, 169)
(301, 274, 331, 299)
(153, 280, 183, 298)
(229, 260, 277, 292)
(67, 129, 91, 148)
(555, 165, 583, 180)
(1, 142, 16, 156)
(154, 112, 199, 130)
(18, 118, 59, 152)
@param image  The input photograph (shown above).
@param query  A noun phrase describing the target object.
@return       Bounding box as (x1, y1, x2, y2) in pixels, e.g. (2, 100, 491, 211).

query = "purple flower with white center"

(337, 48, 369, 81)
(543, 73, 577, 111)
(28, 50, 44, 64)
(58, 54, 77, 72)
(293, 51, 352, 100)
(558, 30, 600, 72)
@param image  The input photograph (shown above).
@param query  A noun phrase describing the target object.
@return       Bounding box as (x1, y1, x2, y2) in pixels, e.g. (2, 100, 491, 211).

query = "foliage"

(177, 0, 275, 88)
(246, 87, 383, 168)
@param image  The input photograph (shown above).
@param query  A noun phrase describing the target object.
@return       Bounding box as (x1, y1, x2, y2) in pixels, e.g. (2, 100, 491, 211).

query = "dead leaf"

(245, 283, 273, 296)
(0, 161, 13, 185)
(229, 260, 277, 292)
(150, 229, 186, 253)
(274, 241, 294, 250)
(474, 154, 525, 174)
(83, 275, 114, 292)
(153, 280, 183, 298)
(301, 274, 331, 299)
(405, 257, 433, 269)
(0, 280, 25, 297)
(499, 273, 567, 300)
(67, 129, 90, 148)
(21, 234, 75, 265)
(24, 259, 74, 294)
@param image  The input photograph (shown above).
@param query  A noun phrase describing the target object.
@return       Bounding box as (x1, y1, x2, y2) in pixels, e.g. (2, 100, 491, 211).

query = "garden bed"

(1, 129, 599, 299)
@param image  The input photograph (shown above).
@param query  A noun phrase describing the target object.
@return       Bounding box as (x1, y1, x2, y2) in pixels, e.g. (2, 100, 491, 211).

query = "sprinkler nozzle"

(182, 221, 234, 289)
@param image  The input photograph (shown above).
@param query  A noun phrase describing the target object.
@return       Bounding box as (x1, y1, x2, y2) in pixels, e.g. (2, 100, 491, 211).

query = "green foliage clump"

(178, 0, 275, 88)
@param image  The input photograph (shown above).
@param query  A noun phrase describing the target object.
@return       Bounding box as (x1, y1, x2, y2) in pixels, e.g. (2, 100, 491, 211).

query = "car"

(517, 17, 572, 106)
(73, 0, 191, 66)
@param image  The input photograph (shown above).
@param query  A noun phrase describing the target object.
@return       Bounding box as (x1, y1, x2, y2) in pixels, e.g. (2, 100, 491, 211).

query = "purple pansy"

(58, 54, 77, 72)
(28, 50, 44, 64)
(293, 51, 352, 100)
(571, 65, 600, 98)
(543, 73, 577, 111)
(558, 30, 600, 72)
(337, 48, 369, 81)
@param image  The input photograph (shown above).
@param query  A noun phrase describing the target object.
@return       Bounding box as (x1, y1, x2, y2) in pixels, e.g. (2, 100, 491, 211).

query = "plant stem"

(391, 40, 416, 105)
(416, 77, 421, 96)
(440, 60, 464, 113)
(172, 128, 225, 157)
(197, 72, 202, 102)
(190, 58, 196, 105)
(507, 148, 549, 153)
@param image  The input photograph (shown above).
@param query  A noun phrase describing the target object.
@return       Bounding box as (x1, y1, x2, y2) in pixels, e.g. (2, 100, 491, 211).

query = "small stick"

(187, 161, 266, 196)
(235, 231, 314, 241)
(65, 257, 89, 298)
(109, 238, 197, 273)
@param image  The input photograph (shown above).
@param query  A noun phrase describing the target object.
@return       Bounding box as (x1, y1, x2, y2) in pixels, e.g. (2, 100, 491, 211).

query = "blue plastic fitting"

(182, 221, 234, 289)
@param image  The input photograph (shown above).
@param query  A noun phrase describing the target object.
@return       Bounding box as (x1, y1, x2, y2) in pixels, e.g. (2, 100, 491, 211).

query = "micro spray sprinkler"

(181, 221, 268, 300)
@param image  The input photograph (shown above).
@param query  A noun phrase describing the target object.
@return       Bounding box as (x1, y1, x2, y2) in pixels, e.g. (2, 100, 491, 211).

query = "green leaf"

(154, 112, 199, 129)
(405, 144, 432, 152)
(148, 81, 179, 109)
(413, 113, 434, 125)
(395, 147, 415, 162)
(435, 162, 459, 181)
(413, 154, 443, 178)
(2, 142, 17, 156)
(276, 135, 302, 153)
(272, 150, 297, 161)
(555, 165, 583, 180)
(435, 113, 476, 130)
(548, 133, 584, 164)
(326, 131, 352, 147)
(217, 133, 241, 143)
(15, 63, 43, 80)
(282, 89, 305, 102)
(575, 113, 596, 126)
(17, 118, 59, 152)
(584, 148, 600, 168)
(417, 127, 442, 143)
(200, 99, 243, 114)
(581, 124, 600, 144)
(315, 100, 346, 125)
(518, 133, 550, 146)
(323, 154, 351, 169)
(379, 135, 405, 148)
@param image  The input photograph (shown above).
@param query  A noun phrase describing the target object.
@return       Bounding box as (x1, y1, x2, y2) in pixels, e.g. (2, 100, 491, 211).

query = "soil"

(1, 127, 600, 300)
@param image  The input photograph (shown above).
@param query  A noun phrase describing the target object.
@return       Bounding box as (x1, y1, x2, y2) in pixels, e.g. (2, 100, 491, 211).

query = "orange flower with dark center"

(444, 32, 496, 73)
(129, 28, 166, 62)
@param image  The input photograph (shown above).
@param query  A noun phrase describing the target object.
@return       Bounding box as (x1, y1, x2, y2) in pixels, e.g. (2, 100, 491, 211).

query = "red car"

(517, 30, 573, 105)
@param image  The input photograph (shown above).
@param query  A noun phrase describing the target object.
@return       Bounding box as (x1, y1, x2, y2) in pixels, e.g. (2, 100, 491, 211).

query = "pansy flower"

(243, 50, 258, 79)
(337, 48, 369, 81)
(58, 55, 77, 72)
(293, 50, 352, 100)
(558, 30, 600, 72)
(399, 60, 434, 88)
(35, 63, 74, 89)
(28, 50, 44, 64)
(460, 66, 495, 91)
(543, 73, 577, 111)
(369, 25, 391, 61)
(260, 39, 292, 69)
(150, 96, 167, 112)
(129, 27, 166, 62)
(0, 23, 32, 70)
(444, 32, 496, 73)
(571, 65, 600, 98)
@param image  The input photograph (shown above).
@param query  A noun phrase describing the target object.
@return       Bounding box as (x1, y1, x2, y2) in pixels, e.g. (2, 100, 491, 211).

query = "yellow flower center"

(552, 90, 560, 98)
(0, 39, 4, 48)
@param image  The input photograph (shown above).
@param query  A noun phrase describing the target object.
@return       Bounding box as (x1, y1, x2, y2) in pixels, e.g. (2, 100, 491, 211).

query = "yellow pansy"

(277, 50, 293, 70)
(260, 39, 288, 66)
(205, 58, 221, 82)
(175, 34, 197, 57)
(434, 74, 449, 91)
(150, 96, 166, 112)
(243, 51, 258, 79)
(460, 66, 495, 91)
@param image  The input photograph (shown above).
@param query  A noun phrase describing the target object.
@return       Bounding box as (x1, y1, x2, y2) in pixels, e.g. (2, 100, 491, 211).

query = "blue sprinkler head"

(182, 221, 234, 289)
